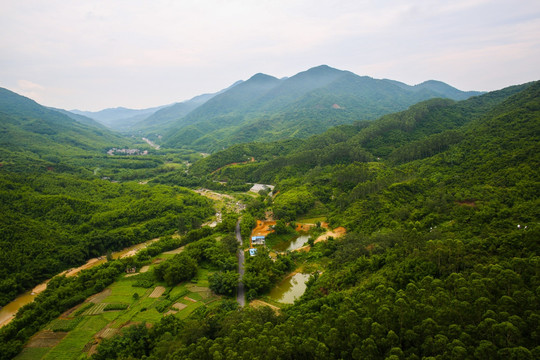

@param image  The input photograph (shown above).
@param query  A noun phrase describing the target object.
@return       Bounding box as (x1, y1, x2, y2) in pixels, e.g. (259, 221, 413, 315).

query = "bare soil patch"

(164, 310, 177, 316)
(60, 302, 85, 319)
(315, 227, 346, 244)
(184, 296, 197, 303)
(88, 288, 111, 304)
(249, 300, 280, 314)
(186, 285, 213, 299)
(172, 302, 188, 310)
(252, 220, 276, 237)
(96, 326, 118, 340)
(139, 265, 150, 273)
(163, 246, 185, 255)
(149, 286, 166, 298)
(295, 223, 315, 232)
(26, 330, 67, 348)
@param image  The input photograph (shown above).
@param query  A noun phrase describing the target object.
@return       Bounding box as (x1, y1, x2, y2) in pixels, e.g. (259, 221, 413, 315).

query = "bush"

(104, 303, 129, 311)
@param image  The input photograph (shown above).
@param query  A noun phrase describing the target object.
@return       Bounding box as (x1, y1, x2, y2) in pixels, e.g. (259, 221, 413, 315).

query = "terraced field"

(14, 253, 224, 360)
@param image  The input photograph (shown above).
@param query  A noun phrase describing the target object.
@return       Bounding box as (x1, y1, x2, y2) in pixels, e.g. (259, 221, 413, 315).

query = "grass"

(14, 347, 50, 360)
(103, 280, 141, 303)
(186, 292, 203, 301)
(296, 216, 327, 224)
(175, 301, 204, 319)
(82, 303, 107, 316)
(48, 318, 83, 332)
(24, 248, 218, 359)
(193, 268, 211, 287)
(42, 315, 110, 360)
(168, 285, 189, 299)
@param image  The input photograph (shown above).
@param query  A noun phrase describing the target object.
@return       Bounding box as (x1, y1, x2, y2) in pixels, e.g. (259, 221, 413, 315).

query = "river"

(0, 238, 159, 328)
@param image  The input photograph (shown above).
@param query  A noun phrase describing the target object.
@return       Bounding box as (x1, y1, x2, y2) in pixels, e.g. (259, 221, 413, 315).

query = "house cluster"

(107, 148, 148, 156)
(125, 266, 137, 274)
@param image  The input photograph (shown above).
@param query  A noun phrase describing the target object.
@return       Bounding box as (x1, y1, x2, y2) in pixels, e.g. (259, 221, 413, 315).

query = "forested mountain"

(0, 88, 134, 170)
(162, 65, 483, 152)
(83, 82, 539, 359)
(71, 105, 170, 131)
(0, 88, 215, 307)
(50, 108, 108, 130)
(129, 89, 232, 136)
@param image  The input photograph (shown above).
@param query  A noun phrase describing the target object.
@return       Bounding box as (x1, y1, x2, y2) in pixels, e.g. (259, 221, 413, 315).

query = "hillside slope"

(82, 82, 539, 360)
(163, 65, 483, 151)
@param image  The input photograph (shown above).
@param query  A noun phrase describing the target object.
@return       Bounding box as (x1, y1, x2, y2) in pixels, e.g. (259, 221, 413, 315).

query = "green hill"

(0, 88, 215, 308)
(162, 65, 483, 152)
(83, 82, 539, 360)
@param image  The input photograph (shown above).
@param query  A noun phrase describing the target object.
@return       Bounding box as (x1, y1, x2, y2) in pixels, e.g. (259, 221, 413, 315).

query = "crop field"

(16, 246, 223, 360)
(149, 286, 166, 298)
(14, 347, 50, 360)
(82, 303, 107, 316)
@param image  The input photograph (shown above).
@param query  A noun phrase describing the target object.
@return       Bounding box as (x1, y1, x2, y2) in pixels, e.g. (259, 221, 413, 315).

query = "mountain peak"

(247, 73, 279, 83)
(305, 64, 342, 74)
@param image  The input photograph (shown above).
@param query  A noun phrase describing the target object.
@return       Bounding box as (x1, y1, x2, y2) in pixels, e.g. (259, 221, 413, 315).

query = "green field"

(16, 252, 223, 359)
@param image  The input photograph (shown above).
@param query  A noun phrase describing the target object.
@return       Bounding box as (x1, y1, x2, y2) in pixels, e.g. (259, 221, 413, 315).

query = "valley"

(0, 76, 538, 359)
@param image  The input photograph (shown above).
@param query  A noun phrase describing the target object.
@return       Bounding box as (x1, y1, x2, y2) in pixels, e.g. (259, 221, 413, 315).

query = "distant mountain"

(49, 107, 107, 129)
(384, 79, 483, 100)
(163, 65, 484, 151)
(0, 87, 130, 170)
(71, 105, 170, 131)
(130, 83, 242, 134)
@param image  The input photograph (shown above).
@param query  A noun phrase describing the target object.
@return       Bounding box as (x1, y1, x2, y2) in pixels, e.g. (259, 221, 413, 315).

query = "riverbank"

(0, 238, 160, 328)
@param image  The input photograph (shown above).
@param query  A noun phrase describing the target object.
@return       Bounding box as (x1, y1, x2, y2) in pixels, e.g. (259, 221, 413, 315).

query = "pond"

(273, 235, 310, 252)
(268, 272, 311, 304)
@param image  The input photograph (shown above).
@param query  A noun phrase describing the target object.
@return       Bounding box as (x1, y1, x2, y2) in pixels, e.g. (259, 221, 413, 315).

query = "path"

(142, 137, 160, 150)
(236, 220, 245, 307)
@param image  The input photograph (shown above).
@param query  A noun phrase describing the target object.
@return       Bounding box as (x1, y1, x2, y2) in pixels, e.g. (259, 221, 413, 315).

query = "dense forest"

(86, 82, 538, 359)
(0, 80, 538, 359)
(0, 89, 215, 306)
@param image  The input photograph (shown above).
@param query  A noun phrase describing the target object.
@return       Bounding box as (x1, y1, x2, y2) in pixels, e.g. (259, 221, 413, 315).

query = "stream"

(0, 238, 159, 328)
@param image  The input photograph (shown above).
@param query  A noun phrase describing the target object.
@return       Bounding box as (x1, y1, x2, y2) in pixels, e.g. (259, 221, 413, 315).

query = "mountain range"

(67, 65, 483, 152)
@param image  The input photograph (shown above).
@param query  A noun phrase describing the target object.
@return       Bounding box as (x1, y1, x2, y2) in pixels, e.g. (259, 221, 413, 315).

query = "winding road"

(235, 220, 245, 307)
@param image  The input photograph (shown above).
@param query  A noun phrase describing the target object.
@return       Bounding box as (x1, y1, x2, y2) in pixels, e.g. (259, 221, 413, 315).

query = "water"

(0, 238, 159, 328)
(268, 273, 311, 304)
(274, 235, 310, 252)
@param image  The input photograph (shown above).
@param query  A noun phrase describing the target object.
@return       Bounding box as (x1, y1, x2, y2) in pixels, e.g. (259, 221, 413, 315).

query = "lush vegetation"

(161, 66, 482, 152)
(85, 81, 539, 359)
(0, 89, 215, 306)
(1, 79, 538, 359)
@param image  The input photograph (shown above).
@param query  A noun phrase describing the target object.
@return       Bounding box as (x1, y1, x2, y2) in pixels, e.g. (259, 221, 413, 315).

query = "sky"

(1, 0, 539, 111)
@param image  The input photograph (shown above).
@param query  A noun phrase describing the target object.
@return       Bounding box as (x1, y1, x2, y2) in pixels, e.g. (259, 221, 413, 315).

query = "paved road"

(235, 220, 245, 307)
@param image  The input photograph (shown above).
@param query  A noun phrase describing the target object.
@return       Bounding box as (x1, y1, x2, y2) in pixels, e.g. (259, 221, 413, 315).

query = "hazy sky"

(1, 0, 539, 111)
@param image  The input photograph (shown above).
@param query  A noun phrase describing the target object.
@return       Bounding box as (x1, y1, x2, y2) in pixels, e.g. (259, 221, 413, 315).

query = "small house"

(251, 236, 265, 245)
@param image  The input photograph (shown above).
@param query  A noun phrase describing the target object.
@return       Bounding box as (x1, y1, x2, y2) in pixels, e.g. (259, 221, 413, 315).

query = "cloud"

(15, 80, 46, 103)
(1, 0, 539, 110)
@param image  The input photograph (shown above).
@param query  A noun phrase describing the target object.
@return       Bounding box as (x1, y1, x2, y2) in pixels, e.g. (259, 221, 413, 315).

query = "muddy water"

(0, 238, 159, 328)
(268, 273, 311, 304)
(274, 235, 310, 252)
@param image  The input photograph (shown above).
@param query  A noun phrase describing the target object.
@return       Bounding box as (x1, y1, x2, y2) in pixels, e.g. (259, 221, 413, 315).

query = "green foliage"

(154, 253, 198, 286)
(243, 248, 295, 297)
(209, 271, 239, 296)
(0, 173, 213, 306)
(103, 303, 129, 311)
(273, 187, 315, 220)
